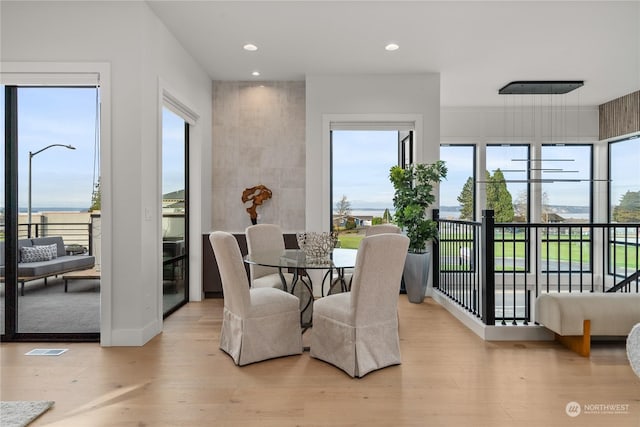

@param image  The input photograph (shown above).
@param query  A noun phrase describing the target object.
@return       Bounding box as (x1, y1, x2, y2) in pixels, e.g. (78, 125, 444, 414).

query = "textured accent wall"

(599, 90, 640, 140)
(212, 81, 306, 232)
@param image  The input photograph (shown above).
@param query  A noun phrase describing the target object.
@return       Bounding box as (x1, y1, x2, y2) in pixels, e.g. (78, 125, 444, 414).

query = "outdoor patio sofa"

(0, 236, 95, 295)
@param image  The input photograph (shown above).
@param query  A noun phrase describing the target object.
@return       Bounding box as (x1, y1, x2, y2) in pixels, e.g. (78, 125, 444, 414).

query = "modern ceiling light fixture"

(498, 81, 584, 95)
(243, 43, 258, 51)
(251, 71, 260, 77)
(484, 79, 608, 184)
(385, 43, 399, 51)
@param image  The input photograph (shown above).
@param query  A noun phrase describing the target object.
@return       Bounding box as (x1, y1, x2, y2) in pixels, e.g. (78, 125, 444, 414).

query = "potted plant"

(389, 160, 447, 303)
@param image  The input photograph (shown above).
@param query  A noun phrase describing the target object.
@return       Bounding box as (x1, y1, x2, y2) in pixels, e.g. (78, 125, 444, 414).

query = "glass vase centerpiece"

(296, 231, 338, 261)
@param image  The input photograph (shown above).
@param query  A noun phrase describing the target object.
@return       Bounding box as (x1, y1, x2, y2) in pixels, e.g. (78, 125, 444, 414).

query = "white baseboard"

(107, 319, 162, 346)
(431, 289, 554, 341)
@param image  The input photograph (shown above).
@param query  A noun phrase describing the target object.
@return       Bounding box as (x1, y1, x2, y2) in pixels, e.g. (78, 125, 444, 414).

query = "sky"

(2, 87, 97, 210)
(332, 130, 397, 210)
(0, 87, 186, 211)
(162, 108, 187, 196)
(610, 137, 640, 205)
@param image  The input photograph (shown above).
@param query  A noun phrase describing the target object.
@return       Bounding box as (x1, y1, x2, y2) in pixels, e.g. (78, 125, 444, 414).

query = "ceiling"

(146, 1, 640, 107)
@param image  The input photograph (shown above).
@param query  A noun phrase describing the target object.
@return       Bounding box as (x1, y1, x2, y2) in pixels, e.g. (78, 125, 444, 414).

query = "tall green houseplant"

(389, 161, 447, 253)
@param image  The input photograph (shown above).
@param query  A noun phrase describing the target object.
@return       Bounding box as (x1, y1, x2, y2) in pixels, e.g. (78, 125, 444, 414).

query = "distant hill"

(547, 205, 590, 214)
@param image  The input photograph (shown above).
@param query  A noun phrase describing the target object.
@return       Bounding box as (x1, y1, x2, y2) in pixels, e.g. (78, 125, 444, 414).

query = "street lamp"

(28, 144, 76, 226)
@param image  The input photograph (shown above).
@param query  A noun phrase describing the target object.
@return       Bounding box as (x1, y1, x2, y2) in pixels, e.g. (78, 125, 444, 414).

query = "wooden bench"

(536, 293, 640, 356)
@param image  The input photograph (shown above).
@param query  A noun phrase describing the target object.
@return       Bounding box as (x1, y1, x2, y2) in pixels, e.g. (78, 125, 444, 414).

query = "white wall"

(1, 1, 212, 345)
(211, 81, 305, 233)
(305, 73, 441, 231)
(441, 106, 599, 141)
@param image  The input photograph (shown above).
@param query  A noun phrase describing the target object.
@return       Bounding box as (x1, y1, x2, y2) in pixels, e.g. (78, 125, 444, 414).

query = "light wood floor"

(2, 296, 639, 426)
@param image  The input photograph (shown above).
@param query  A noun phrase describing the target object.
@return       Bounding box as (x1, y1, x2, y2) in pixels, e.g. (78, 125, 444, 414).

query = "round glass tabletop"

(244, 248, 356, 270)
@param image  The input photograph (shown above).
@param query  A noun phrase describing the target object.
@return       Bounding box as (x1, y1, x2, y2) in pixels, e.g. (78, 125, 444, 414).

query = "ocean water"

(16, 207, 86, 213)
(339, 209, 591, 221)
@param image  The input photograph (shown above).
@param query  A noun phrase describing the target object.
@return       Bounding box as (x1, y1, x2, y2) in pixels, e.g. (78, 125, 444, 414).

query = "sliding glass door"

(162, 107, 189, 316)
(2, 85, 100, 340)
(1, 86, 6, 337)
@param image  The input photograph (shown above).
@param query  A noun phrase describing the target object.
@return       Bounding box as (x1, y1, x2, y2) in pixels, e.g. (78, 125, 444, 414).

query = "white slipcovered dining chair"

(246, 224, 295, 291)
(365, 224, 401, 236)
(209, 231, 303, 366)
(310, 233, 410, 377)
(336, 224, 402, 294)
(628, 323, 640, 378)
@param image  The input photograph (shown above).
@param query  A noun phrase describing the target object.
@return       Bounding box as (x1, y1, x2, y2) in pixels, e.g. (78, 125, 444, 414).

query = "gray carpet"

(0, 277, 100, 333)
(0, 401, 54, 427)
(1, 277, 187, 334)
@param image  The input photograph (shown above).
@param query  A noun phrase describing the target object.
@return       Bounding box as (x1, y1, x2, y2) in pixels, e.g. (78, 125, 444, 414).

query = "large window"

(440, 145, 476, 220)
(331, 130, 399, 248)
(609, 136, 640, 223)
(539, 144, 593, 273)
(540, 144, 592, 223)
(486, 144, 529, 223)
(438, 143, 599, 273)
(609, 136, 640, 277)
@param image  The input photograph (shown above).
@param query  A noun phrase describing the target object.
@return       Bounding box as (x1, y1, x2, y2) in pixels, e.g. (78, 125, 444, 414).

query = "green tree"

(345, 216, 356, 230)
(456, 171, 514, 222)
(457, 177, 474, 220)
(487, 169, 514, 222)
(372, 217, 383, 225)
(613, 190, 640, 222)
(382, 208, 392, 223)
(89, 178, 101, 212)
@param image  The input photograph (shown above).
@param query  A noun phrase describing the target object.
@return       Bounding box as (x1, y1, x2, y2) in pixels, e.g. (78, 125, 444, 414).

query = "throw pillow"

(40, 243, 58, 259)
(20, 245, 54, 263)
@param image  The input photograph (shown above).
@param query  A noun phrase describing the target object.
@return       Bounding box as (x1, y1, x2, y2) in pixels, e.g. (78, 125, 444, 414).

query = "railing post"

(481, 209, 495, 325)
(524, 289, 531, 325)
(88, 222, 93, 256)
(432, 209, 440, 289)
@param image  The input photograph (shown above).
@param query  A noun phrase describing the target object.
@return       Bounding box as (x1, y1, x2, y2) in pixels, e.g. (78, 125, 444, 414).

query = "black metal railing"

(434, 209, 640, 326)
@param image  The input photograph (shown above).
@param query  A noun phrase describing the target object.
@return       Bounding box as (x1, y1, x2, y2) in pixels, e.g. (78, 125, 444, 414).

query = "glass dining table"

(244, 248, 357, 328)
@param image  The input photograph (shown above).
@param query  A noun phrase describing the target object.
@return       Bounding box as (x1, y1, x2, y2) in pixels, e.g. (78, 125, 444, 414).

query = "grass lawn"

(337, 231, 364, 249)
(440, 230, 638, 269)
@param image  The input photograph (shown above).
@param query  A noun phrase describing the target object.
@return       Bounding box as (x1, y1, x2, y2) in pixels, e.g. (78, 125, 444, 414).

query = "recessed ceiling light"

(243, 43, 258, 51)
(252, 71, 260, 77)
(385, 43, 399, 51)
